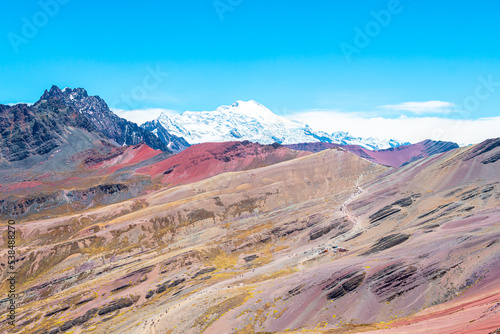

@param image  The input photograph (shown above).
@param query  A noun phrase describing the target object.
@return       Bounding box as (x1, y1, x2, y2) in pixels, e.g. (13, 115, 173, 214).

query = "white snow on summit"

(148, 100, 409, 150)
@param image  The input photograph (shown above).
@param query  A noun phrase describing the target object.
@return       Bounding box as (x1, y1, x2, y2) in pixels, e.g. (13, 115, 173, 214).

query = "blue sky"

(1, 0, 499, 143)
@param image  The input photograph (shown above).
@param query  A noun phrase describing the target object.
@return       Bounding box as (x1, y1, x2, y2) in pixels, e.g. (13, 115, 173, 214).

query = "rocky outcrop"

(323, 271, 366, 300)
(40, 86, 172, 152)
(141, 119, 190, 153)
(362, 234, 411, 255)
(0, 98, 95, 162)
(462, 138, 500, 162)
(0, 183, 131, 217)
(98, 298, 134, 316)
(0, 85, 178, 163)
(368, 194, 420, 224)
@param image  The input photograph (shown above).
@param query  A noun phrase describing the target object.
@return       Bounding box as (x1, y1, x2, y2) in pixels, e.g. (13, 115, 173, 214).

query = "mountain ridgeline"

(0, 86, 188, 163)
(40, 86, 173, 151)
(1, 86, 459, 167)
(286, 139, 460, 167)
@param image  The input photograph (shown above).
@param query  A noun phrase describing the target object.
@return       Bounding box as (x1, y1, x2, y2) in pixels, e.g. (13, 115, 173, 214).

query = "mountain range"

(1, 87, 414, 167)
(142, 100, 411, 150)
(1, 86, 498, 334)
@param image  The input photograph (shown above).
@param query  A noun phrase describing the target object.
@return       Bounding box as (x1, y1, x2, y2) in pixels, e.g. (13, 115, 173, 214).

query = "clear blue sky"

(1, 0, 500, 127)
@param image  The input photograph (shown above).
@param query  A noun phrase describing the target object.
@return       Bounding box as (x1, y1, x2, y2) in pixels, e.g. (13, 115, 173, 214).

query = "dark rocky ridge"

(0, 97, 96, 162)
(40, 86, 177, 152)
(0, 183, 132, 217)
(142, 119, 190, 153)
(323, 271, 366, 301)
(462, 138, 500, 161)
(0, 85, 184, 163)
(362, 234, 411, 255)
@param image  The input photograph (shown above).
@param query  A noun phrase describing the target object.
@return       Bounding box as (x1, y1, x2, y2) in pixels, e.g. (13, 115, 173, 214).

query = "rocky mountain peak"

(40, 85, 92, 106)
(62, 87, 89, 100)
(40, 85, 64, 100)
(2, 86, 180, 159)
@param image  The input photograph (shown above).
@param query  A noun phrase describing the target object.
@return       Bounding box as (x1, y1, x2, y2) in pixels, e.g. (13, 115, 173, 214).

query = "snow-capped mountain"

(144, 100, 410, 150)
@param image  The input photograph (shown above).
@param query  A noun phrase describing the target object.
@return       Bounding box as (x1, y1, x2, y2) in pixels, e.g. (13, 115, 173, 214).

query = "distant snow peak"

(216, 100, 274, 119)
(148, 100, 410, 150)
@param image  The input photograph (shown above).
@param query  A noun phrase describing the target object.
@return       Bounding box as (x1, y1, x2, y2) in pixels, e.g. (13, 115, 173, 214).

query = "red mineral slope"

(286, 139, 459, 167)
(136, 140, 310, 186)
(2, 181, 44, 192)
(82, 143, 163, 173)
(363, 290, 500, 334)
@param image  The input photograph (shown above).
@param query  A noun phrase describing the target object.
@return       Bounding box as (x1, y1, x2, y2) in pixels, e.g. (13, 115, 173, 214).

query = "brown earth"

(0, 139, 499, 334)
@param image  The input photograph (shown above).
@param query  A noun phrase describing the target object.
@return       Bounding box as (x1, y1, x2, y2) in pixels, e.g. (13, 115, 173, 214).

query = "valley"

(1, 137, 499, 333)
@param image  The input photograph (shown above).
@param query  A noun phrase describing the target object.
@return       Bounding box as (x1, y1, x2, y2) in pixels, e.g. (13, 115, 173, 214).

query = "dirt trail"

(333, 173, 367, 244)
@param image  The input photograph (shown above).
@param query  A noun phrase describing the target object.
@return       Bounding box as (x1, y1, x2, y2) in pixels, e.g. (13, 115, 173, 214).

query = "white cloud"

(381, 101, 456, 114)
(292, 110, 500, 145)
(112, 108, 179, 125)
(112, 105, 499, 146)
